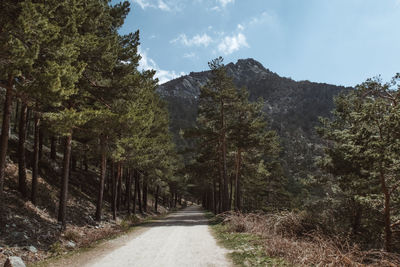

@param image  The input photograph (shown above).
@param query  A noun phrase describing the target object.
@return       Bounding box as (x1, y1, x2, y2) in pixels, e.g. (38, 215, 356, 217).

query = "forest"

(0, 1, 400, 266)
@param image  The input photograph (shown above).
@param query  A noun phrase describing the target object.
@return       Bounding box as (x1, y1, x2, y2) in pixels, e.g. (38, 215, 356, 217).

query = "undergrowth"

(212, 211, 400, 267)
(212, 223, 289, 267)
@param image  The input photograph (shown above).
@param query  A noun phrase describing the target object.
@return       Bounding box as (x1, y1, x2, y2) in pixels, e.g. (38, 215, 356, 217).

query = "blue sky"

(117, 0, 400, 86)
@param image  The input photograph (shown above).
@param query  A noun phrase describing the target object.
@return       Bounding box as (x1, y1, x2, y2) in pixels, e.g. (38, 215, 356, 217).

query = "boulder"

(27, 246, 37, 253)
(3, 257, 26, 267)
(66, 241, 76, 249)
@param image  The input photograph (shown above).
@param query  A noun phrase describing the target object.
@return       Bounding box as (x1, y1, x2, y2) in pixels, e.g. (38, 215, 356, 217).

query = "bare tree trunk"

(58, 134, 72, 227)
(132, 169, 137, 214)
(126, 168, 132, 215)
(136, 171, 142, 213)
(38, 128, 44, 160)
(26, 108, 32, 138)
(31, 112, 40, 205)
(142, 174, 148, 212)
(213, 177, 217, 214)
(0, 78, 13, 197)
(154, 185, 159, 212)
(50, 136, 57, 160)
(220, 98, 229, 212)
(229, 174, 233, 210)
(17, 101, 28, 197)
(234, 148, 242, 211)
(379, 167, 392, 252)
(13, 100, 19, 133)
(112, 161, 117, 220)
(95, 136, 107, 221)
(117, 162, 122, 211)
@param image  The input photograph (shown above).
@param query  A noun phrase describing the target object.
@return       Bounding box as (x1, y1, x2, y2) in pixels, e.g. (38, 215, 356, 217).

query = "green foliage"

(318, 75, 400, 251)
(186, 57, 287, 212)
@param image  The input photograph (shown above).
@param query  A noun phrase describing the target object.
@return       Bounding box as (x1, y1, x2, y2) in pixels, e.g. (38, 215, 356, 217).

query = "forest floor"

(33, 206, 231, 267)
(0, 158, 173, 266)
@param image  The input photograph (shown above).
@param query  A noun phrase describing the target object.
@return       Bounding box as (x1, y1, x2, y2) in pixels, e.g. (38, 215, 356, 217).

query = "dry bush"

(79, 227, 121, 247)
(219, 212, 400, 267)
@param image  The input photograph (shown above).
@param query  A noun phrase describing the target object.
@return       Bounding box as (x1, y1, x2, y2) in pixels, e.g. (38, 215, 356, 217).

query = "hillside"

(158, 58, 351, 185)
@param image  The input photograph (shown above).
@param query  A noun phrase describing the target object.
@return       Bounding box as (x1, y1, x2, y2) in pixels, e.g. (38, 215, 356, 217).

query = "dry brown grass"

(218, 212, 400, 267)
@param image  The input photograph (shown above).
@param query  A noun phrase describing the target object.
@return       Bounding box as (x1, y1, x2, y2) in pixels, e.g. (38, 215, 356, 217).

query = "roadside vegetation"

(208, 211, 400, 266)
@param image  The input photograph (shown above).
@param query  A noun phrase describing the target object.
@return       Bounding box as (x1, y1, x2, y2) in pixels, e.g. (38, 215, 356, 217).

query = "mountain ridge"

(158, 58, 352, 182)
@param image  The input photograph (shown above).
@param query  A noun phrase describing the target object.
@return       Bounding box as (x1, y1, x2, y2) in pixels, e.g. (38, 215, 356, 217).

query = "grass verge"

(207, 212, 290, 267)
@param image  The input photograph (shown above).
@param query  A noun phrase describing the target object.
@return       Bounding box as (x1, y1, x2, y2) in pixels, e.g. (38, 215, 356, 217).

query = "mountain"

(158, 58, 351, 186)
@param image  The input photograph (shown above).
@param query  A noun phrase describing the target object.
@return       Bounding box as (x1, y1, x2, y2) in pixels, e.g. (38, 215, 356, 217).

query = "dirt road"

(80, 206, 230, 267)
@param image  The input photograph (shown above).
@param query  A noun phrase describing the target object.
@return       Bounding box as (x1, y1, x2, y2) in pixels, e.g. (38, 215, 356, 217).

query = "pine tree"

(319, 75, 400, 252)
(197, 57, 239, 211)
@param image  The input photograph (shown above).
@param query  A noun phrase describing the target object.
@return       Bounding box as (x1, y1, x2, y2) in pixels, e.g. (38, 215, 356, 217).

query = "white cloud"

(183, 52, 196, 59)
(158, 0, 170, 11)
(135, 0, 153, 9)
(171, 33, 213, 47)
(139, 48, 185, 84)
(218, 33, 249, 55)
(132, 0, 181, 12)
(249, 11, 279, 29)
(209, 0, 234, 11)
(217, 0, 234, 7)
(237, 24, 245, 31)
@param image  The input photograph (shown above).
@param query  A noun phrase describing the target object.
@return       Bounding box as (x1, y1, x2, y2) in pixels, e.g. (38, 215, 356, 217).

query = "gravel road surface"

(82, 206, 231, 267)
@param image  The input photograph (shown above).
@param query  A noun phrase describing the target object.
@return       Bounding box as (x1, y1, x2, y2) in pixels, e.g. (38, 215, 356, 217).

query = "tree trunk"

(0, 78, 13, 197)
(229, 174, 233, 209)
(17, 102, 28, 197)
(95, 136, 107, 221)
(126, 168, 132, 215)
(13, 100, 19, 133)
(142, 174, 148, 212)
(136, 172, 142, 213)
(220, 98, 229, 212)
(379, 168, 392, 252)
(351, 199, 362, 235)
(132, 170, 137, 214)
(117, 162, 122, 211)
(58, 134, 72, 227)
(234, 148, 242, 211)
(31, 112, 40, 205)
(26, 108, 32, 137)
(213, 177, 217, 214)
(155, 185, 160, 212)
(38, 128, 44, 160)
(112, 161, 117, 220)
(50, 136, 57, 160)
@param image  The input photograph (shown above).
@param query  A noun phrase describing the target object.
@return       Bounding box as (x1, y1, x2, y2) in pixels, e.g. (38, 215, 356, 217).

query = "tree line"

(185, 57, 288, 214)
(0, 0, 185, 227)
(186, 58, 400, 253)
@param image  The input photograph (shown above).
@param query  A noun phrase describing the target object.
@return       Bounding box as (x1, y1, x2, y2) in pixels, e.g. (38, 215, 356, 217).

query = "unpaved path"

(49, 206, 231, 267)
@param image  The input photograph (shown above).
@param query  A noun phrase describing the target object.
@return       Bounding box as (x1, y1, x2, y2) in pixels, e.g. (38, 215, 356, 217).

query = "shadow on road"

(141, 206, 210, 227)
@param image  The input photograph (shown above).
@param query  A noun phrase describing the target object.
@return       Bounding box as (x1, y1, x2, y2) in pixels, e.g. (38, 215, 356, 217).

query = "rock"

(66, 241, 76, 249)
(3, 256, 26, 267)
(11, 224, 16, 228)
(27, 246, 37, 253)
